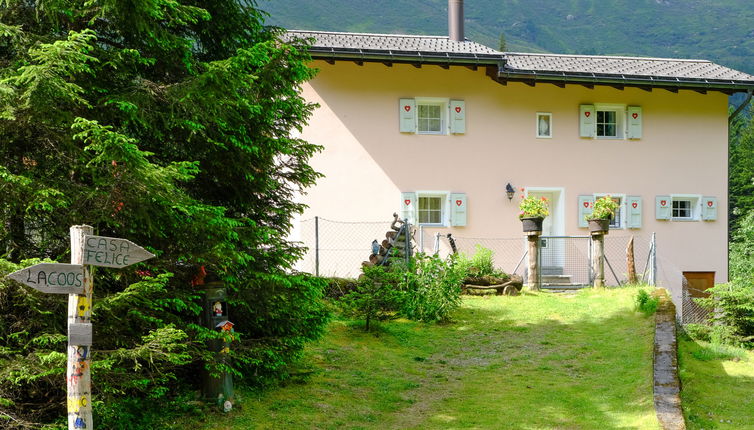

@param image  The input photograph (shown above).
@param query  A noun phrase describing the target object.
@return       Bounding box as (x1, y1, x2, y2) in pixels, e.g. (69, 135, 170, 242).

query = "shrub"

(340, 265, 405, 331)
(696, 282, 754, 348)
(401, 254, 465, 323)
(457, 245, 508, 279)
(635, 289, 659, 315)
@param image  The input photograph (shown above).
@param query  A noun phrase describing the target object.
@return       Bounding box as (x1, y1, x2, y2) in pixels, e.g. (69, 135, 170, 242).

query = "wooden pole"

(68, 225, 93, 430)
(591, 232, 605, 288)
(526, 231, 541, 291)
(627, 236, 637, 284)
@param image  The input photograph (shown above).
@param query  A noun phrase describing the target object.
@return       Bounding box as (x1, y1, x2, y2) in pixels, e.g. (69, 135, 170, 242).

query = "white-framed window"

(418, 194, 444, 224)
(594, 193, 625, 229)
(536, 112, 552, 138)
(671, 194, 701, 221)
(595, 104, 626, 139)
(416, 98, 448, 135)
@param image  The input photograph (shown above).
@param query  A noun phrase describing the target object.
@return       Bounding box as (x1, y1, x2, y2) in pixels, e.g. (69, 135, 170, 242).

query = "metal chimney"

(448, 0, 464, 41)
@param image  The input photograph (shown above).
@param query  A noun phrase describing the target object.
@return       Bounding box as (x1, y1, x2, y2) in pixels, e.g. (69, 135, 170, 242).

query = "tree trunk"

(627, 236, 637, 284)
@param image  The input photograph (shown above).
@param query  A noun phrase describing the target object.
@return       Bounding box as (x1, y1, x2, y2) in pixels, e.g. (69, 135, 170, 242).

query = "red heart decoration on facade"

(404, 199, 411, 206)
(660, 200, 667, 206)
(632, 113, 638, 119)
(585, 111, 591, 118)
(707, 201, 713, 207)
(583, 201, 590, 208)
(404, 105, 411, 112)
(632, 202, 638, 208)
(456, 200, 462, 206)
(455, 107, 462, 113)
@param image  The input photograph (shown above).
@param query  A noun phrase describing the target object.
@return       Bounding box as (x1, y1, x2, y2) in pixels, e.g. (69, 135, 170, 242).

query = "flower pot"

(587, 218, 610, 233)
(521, 217, 544, 232)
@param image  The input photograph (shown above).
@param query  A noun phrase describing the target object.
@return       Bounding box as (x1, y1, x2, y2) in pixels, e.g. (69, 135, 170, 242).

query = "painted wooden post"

(627, 236, 637, 284)
(68, 225, 93, 430)
(526, 231, 541, 291)
(591, 231, 605, 288)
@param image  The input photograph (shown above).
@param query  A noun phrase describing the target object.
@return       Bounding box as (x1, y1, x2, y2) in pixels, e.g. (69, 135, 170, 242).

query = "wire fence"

(297, 217, 657, 289)
(679, 276, 713, 325)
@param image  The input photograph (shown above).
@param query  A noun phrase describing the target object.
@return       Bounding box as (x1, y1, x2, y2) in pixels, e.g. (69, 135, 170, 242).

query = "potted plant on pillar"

(586, 196, 620, 233)
(519, 195, 549, 232)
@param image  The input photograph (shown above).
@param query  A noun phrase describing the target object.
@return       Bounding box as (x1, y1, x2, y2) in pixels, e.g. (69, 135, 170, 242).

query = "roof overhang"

(306, 47, 505, 68)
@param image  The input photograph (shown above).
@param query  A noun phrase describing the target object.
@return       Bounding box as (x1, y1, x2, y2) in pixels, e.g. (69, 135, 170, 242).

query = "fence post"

(526, 231, 541, 291)
(591, 231, 605, 288)
(418, 225, 424, 254)
(433, 232, 440, 255)
(649, 232, 657, 287)
(314, 216, 319, 277)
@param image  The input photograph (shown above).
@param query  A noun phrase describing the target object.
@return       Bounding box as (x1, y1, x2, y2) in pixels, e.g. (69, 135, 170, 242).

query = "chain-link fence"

(296, 218, 657, 288)
(679, 276, 712, 325)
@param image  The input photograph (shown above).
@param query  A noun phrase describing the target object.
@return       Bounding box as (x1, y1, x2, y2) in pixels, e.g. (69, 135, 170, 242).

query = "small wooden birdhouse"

(215, 320, 235, 332)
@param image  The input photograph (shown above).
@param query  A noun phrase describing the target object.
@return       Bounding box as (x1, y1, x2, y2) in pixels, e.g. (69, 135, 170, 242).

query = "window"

(418, 103, 444, 134)
(672, 199, 692, 219)
(536, 112, 552, 138)
(418, 195, 444, 224)
(595, 104, 625, 139)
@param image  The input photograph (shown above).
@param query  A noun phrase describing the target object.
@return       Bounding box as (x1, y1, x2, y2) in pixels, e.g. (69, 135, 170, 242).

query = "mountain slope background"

(260, 0, 754, 74)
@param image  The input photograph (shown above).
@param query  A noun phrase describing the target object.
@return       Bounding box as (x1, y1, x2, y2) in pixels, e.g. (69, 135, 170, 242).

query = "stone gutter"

(653, 289, 686, 430)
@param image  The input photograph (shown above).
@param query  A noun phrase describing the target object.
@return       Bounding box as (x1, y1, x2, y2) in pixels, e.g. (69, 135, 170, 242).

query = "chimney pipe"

(448, 0, 464, 42)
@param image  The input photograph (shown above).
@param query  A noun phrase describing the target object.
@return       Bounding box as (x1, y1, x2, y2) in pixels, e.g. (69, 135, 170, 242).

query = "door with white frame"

(527, 189, 564, 271)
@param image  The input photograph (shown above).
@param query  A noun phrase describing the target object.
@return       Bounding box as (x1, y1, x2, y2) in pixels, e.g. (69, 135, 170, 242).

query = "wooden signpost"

(4, 225, 154, 430)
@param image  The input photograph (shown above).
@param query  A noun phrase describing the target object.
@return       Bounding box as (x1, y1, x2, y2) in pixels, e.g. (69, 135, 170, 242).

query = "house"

(285, 1, 754, 306)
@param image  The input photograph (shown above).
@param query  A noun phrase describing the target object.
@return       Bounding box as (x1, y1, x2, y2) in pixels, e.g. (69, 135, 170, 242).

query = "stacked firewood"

(362, 213, 413, 269)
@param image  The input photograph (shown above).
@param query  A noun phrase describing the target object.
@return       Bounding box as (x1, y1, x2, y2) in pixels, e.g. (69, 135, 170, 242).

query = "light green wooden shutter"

(580, 105, 595, 138)
(626, 196, 642, 229)
(399, 99, 416, 133)
(450, 193, 467, 226)
(450, 100, 466, 134)
(656, 195, 671, 220)
(627, 106, 642, 139)
(701, 197, 717, 221)
(578, 195, 594, 228)
(401, 192, 417, 224)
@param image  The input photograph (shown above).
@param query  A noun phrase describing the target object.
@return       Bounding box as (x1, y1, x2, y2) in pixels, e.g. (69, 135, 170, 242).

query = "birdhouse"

(215, 320, 235, 332)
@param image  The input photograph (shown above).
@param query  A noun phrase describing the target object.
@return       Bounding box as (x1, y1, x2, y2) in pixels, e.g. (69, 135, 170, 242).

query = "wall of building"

(298, 60, 730, 299)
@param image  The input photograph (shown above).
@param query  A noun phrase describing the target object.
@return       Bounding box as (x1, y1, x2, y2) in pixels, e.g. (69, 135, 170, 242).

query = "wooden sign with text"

(83, 235, 155, 268)
(6, 263, 85, 295)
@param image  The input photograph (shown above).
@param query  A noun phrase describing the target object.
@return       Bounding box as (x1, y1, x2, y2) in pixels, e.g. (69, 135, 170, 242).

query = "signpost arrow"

(83, 235, 155, 268)
(6, 263, 85, 295)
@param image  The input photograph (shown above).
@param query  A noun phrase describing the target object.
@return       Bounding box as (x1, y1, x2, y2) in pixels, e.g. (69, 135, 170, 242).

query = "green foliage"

(729, 113, 754, 234)
(0, 0, 328, 427)
(518, 195, 549, 219)
(340, 265, 405, 331)
(457, 245, 507, 279)
(401, 254, 465, 323)
(696, 283, 754, 348)
(589, 195, 620, 221)
(634, 289, 658, 315)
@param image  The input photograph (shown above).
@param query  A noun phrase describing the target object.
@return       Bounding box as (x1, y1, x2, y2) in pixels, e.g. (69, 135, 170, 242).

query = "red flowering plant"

(518, 195, 549, 219)
(588, 195, 620, 221)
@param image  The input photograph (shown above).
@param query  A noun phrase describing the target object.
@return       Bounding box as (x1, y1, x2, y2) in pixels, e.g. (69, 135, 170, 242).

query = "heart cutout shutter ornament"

(583, 201, 590, 208)
(404, 199, 411, 206)
(456, 200, 462, 206)
(404, 105, 411, 112)
(661, 200, 667, 206)
(707, 201, 713, 207)
(585, 111, 591, 118)
(632, 202, 638, 208)
(455, 106, 462, 113)
(632, 113, 639, 119)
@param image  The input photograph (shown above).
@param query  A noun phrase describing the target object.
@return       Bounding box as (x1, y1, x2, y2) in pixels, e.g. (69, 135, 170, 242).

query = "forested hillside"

(261, 0, 754, 74)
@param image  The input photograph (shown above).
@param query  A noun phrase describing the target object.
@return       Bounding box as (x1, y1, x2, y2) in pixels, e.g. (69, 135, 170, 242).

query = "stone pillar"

(526, 231, 541, 291)
(591, 231, 605, 288)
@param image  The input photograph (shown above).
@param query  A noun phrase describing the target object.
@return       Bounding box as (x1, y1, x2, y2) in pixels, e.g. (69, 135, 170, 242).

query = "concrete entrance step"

(541, 283, 589, 290)
(541, 275, 572, 283)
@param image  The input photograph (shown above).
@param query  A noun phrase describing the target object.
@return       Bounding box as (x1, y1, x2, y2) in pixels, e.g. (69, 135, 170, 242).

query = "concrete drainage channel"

(653, 289, 686, 430)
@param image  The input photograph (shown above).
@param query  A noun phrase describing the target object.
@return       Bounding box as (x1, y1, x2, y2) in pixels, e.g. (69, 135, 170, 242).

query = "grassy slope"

(261, 0, 754, 74)
(678, 338, 754, 430)
(179, 288, 658, 429)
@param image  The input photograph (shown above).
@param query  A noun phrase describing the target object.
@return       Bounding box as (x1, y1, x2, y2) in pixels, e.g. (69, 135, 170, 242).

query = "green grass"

(679, 337, 754, 430)
(176, 287, 659, 429)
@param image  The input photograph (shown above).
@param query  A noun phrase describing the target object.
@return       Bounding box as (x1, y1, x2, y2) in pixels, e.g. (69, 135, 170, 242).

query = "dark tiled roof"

(503, 53, 754, 82)
(286, 29, 754, 90)
(285, 30, 504, 64)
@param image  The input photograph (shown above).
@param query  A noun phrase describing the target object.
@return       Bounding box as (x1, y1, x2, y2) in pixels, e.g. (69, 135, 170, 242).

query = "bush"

(339, 265, 405, 331)
(635, 289, 659, 315)
(401, 254, 465, 323)
(696, 282, 754, 348)
(458, 245, 508, 279)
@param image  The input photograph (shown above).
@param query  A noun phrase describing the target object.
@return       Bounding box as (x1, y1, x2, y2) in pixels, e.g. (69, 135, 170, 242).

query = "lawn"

(678, 337, 754, 430)
(176, 288, 659, 429)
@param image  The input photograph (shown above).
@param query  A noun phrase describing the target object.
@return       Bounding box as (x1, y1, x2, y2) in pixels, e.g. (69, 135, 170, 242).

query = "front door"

(528, 190, 563, 270)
